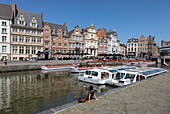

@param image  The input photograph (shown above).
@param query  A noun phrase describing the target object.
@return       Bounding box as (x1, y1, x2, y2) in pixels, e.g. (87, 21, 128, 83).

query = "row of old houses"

(126, 35, 159, 59)
(0, 3, 167, 61)
(0, 3, 123, 61)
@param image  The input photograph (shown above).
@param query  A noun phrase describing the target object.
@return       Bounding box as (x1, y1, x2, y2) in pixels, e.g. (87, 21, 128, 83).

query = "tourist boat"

(78, 68, 116, 85)
(124, 61, 156, 67)
(70, 66, 109, 73)
(41, 65, 75, 71)
(70, 67, 94, 73)
(108, 67, 168, 87)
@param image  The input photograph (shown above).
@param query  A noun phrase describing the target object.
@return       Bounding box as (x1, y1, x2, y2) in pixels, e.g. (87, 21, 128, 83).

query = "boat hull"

(78, 76, 106, 85)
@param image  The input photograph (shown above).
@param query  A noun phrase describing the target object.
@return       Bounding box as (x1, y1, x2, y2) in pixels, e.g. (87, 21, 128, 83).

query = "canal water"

(0, 70, 115, 114)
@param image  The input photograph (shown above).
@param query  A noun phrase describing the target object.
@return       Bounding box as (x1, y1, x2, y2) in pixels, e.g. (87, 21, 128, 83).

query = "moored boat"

(111, 67, 168, 87)
(41, 65, 75, 71)
(78, 68, 116, 85)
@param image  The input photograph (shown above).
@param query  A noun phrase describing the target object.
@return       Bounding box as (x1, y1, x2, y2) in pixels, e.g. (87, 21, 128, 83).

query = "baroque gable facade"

(82, 24, 98, 57)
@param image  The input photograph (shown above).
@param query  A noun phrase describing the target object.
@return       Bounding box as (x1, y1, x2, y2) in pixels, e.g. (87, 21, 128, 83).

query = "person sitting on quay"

(87, 85, 99, 103)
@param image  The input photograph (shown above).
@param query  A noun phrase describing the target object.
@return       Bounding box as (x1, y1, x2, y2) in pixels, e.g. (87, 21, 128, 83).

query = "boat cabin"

(78, 68, 116, 85)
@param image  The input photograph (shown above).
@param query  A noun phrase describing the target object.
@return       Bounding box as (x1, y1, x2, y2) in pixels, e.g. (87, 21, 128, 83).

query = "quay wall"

(0, 60, 79, 73)
(0, 60, 124, 73)
(0, 64, 41, 72)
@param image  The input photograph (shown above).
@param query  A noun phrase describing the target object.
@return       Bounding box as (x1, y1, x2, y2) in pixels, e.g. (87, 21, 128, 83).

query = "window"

(19, 36, 24, 42)
(26, 30, 30, 34)
(45, 42, 48, 45)
(32, 37, 36, 43)
(37, 38, 41, 43)
(2, 45, 7, 53)
(30, 17, 38, 27)
(26, 47, 30, 54)
(20, 29, 24, 33)
(12, 46, 18, 54)
(13, 28, 17, 32)
(32, 47, 36, 54)
(64, 43, 67, 47)
(2, 28, 7, 34)
(13, 57, 17, 60)
(92, 71, 98, 76)
(2, 36, 7, 42)
(12, 36, 18, 42)
(2, 21, 7, 26)
(19, 46, 24, 54)
(18, 15, 26, 26)
(26, 37, 30, 43)
(19, 20, 24, 25)
(58, 43, 61, 47)
(115, 73, 125, 80)
(32, 30, 36, 34)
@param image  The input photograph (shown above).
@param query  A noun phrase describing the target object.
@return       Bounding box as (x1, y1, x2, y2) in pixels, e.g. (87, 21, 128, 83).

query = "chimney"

(12, 4, 17, 17)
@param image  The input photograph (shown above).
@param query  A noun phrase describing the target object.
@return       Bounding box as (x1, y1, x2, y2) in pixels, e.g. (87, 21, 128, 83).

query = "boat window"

(140, 75, 145, 80)
(108, 70, 117, 73)
(112, 74, 115, 79)
(101, 72, 109, 79)
(125, 74, 135, 79)
(91, 71, 98, 76)
(85, 71, 91, 75)
(114, 73, 125, 80)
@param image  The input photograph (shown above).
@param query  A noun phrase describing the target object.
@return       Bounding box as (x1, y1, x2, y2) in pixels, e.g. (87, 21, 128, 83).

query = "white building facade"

(106, 30, 120, 54)
(126, 38, 139, 57)
(83, 24, 98, 57)
(0, 4, 12, 60)
(10, 5, 43, 61)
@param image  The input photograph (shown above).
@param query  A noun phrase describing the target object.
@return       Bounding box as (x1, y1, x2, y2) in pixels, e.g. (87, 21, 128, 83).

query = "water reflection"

(0, 70, 114, 114)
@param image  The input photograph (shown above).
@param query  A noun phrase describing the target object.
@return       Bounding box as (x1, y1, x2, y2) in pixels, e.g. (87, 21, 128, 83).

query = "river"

(0, 70, 114, 114)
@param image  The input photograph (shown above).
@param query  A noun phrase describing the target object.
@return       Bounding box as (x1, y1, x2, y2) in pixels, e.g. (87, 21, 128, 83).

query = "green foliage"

(79, 62, 88, 67)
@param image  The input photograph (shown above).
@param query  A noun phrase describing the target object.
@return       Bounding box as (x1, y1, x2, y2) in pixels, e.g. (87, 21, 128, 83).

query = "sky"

(1, 0, 170, 45)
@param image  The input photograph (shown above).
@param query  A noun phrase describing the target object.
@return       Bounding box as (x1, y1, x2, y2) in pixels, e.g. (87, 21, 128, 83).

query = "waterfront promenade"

(53, 68, 170, 114)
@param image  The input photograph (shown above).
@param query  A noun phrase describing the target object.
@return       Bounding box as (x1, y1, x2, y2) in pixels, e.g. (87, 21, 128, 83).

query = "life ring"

(77, 96, 86, 103)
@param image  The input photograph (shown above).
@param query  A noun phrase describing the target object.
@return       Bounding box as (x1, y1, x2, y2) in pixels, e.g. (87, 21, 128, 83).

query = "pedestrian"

(4, 59, 7, 65)
(87, 85, 98, 103)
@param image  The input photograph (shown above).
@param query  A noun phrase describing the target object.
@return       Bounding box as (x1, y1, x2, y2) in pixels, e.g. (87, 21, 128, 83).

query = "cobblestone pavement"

(56, 68, 170, 114)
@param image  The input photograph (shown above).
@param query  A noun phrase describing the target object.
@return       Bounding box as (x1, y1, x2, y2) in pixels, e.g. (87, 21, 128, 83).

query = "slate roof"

(127, 38, 138, 43)
(0, 3, 12, 19)
(106, 30, 117, 36)
(13, 9, 43, 29)
(43, 22, 68, 36)
(68, 29, 74, 36)
(44, 22, 63, 30)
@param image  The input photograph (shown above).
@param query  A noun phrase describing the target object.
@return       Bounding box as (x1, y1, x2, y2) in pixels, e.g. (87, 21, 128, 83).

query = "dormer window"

(30, 17, 38, 27)
(18, 15, 26, 26)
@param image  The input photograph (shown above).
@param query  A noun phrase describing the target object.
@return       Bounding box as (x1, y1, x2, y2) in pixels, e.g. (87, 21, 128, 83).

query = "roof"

(44, 22, 63, 30)
(127, 38, 138, 43)
(0, 3, 12, 19)
(68, 29, 74, 36)
(13, 9, 43, 29)
(106, 30, 117, 36)
(44, 22, 68, 36)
